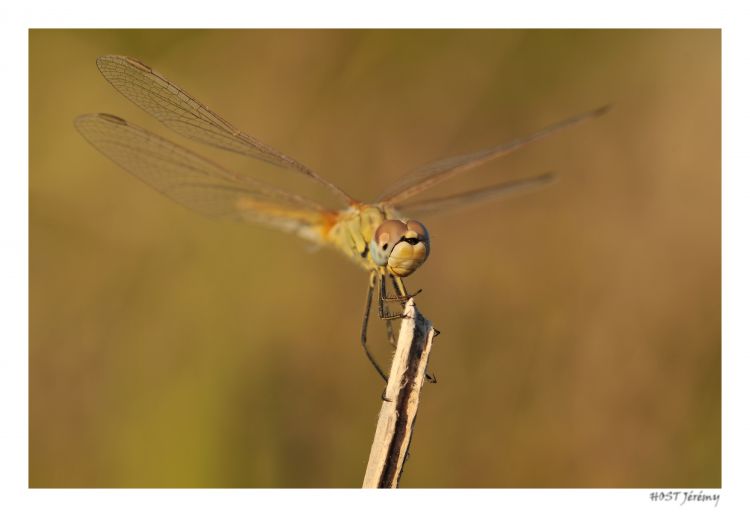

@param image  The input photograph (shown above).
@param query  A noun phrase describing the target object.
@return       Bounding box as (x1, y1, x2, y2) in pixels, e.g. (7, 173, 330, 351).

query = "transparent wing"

(75, 113, 333, 243)
(394, 172, 557, 217)
(378, 105, 611, 204)
(95, 55, 355, 205)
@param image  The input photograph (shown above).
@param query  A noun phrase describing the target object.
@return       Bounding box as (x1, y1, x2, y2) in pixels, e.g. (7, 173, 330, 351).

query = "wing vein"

(74, 113, 330, 243)
(379, 105, 611, 204)
(96, 55, 355, 205)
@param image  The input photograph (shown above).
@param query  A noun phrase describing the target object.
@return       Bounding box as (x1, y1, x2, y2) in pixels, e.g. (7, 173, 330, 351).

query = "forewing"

(378, 105, 610, 204)
(75, 113, 331, 243)
(394, 173, 557, 217)
(95, 55, 354, 205)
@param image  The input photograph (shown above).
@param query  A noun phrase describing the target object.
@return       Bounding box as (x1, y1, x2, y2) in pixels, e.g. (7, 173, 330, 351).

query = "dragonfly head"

(370, 219, 430, 277)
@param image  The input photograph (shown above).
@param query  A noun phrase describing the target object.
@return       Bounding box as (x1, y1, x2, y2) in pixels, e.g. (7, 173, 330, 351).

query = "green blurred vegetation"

(29, 29, 720, 487)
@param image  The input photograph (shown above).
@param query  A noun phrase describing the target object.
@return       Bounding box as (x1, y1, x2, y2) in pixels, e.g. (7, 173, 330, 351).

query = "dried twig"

(362, 299, 435, 488)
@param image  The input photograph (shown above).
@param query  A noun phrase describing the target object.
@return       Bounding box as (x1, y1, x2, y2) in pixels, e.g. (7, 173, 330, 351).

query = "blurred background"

(29, 29, 720, 488)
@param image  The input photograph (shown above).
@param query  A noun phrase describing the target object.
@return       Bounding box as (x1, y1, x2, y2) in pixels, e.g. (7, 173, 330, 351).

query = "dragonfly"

(75, 55, 610, 382)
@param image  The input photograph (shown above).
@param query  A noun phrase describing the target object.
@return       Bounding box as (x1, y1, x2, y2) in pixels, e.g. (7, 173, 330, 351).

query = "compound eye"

(374, 220, 408, 250)
(404, 220, 430, 251)
(406, 220, 428, 239)
(370, 220, 408, 266)
(386, 219, 431, 277)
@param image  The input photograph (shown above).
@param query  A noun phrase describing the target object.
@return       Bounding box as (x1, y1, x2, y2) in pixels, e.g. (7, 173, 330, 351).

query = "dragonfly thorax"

(370, 219, 430, 277)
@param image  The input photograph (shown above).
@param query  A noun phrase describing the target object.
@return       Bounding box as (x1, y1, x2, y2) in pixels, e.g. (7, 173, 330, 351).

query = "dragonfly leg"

(382, 287, 436, 382)
(361, 270, 389, 383)
(375, 271, 436, 385)
(382, 275, 423, 302)
(378, 271, 407, 320)
(395, 276, 438, 383)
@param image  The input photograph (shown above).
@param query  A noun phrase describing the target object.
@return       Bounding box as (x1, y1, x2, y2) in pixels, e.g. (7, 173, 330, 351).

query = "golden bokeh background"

(29, 29, 720, 487)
